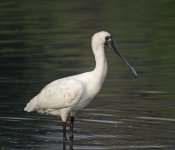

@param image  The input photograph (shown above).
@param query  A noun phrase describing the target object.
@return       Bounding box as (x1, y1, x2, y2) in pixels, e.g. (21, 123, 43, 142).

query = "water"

(0, 0, 175, 149)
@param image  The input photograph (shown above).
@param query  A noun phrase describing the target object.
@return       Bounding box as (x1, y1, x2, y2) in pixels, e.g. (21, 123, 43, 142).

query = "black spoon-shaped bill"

(110, 41, 138, 78)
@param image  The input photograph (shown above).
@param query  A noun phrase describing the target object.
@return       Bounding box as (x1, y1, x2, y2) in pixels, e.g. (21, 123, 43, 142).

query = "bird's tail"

(24, 96, 38, 112)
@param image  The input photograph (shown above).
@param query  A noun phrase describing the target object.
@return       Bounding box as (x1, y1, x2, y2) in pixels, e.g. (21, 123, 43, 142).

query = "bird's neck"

(92, 44, 108, 87)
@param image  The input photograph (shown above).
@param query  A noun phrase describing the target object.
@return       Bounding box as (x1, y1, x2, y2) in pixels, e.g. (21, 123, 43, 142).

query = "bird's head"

(92, 31, 138, 78)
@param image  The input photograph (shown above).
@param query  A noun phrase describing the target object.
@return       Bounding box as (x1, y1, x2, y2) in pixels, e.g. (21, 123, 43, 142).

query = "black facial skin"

(104, 36, 112, 46)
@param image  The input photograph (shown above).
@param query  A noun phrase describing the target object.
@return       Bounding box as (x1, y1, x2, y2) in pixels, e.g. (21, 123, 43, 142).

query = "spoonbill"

(24, 31, 138, 150)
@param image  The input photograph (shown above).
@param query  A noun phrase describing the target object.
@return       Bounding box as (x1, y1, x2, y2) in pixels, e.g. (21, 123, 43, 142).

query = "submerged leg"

(63, 122, 67, 150)
(69, 116, 74, 150)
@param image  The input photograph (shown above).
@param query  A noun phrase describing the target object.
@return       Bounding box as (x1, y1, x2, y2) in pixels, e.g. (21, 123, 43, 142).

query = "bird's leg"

(63, 122, 67, 150)
(69, 116, 74, 150)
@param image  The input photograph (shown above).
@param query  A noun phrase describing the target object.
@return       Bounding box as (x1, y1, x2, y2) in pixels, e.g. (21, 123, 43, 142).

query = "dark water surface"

(0, 0, 175, 150)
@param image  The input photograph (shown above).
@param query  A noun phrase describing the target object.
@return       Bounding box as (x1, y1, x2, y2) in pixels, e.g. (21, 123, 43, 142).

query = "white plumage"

(24, 31, 110, 122)
(24, 31, 137, 149)
(24, 31, 137, 122)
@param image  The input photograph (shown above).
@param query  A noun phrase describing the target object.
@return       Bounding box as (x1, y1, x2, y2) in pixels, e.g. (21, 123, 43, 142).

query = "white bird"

(24, 31, 137, 150)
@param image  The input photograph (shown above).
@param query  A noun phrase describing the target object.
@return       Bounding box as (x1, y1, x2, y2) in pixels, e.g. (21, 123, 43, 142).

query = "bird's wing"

(35, 78, 85, 110)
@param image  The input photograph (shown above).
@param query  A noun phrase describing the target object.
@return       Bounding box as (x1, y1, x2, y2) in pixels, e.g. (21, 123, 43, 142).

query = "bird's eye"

(105, 36, 111, 41)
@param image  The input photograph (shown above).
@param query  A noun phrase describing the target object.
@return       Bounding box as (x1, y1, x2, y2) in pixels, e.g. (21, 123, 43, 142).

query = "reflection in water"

(0, 0, 175, 149)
